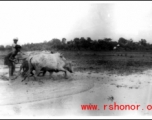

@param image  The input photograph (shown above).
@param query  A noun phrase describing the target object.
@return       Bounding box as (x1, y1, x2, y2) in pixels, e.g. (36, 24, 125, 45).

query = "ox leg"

(59, 68, 68, 79)
(21, 67, 28, 82)
(22, 69, 30, 82)
(21, 71, 34, 82)
(42, 70, 47, 76)
(17, 65, 23, 78)
(48, 71, 54, 80)
(35, 67, 43, 84)
(27, 67, 32, 82)
(62, 71, 68, 79)
(30, 70, 37, 80)
(49, 71, 53, 76)
(22, 75, 27, 82)
(17, 61, 27, 80)
(38, 70, 46, 77)
(30, 71, 34, 76)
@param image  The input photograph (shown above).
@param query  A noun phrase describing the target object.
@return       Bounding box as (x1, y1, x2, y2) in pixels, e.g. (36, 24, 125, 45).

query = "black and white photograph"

(0, 1, 152, 118)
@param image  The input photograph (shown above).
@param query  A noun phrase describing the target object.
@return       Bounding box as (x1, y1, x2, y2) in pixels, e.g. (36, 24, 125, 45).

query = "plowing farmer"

(4, 39, 22, 81)
(12, 38, 18, 52)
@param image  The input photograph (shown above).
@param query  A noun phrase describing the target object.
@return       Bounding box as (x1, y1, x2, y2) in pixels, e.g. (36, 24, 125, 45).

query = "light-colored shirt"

(12, 43, 17, 48)
(12, 43, 18, 52)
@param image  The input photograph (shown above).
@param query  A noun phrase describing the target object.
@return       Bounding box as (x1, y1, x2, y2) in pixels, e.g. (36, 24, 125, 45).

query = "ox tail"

(29, 57, 33, 73)
(25, 57, 33, 80)
(30, 57, 33, 63)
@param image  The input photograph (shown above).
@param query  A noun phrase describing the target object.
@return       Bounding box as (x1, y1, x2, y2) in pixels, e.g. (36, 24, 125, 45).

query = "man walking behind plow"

(4, 38, 22, 82)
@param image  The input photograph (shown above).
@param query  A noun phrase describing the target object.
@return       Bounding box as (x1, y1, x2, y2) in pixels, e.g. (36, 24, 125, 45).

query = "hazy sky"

(0, 1, 152, 46)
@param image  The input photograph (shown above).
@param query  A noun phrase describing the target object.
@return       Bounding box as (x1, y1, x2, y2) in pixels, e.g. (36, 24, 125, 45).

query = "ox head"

(64, 61, 73, 73)
(15, 52, 29, 60)
(55, 52, 66, 61)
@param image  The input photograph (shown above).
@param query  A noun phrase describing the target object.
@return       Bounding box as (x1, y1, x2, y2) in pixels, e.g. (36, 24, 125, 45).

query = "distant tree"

(0, 45, 5, 51)
(86, 37, 92, 50)
(62, 38, 66, 44)
(5, 45, 12, 51)
(126, 39, 136, 50)
(103, 38, 112, 42)
(118, 37, 128, 46)
(91, 40, 98, 51)
(16, 36, 152, 52)
(79, 37, 86, 50)
(97, 39, 110, 51)
(139, 39, 147, 46)
(51, 38, 61, 46)
(73, 38, 80, 50)
(87, 37, 92, 42)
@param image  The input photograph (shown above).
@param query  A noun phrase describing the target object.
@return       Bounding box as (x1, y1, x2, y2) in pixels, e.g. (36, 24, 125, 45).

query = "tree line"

(1, 37, 152, 51)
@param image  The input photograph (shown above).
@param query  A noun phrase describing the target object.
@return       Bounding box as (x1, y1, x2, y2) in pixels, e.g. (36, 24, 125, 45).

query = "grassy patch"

(61, 51, 152, 75)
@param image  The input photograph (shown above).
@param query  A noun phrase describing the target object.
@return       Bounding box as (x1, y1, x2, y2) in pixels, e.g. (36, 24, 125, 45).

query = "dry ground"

(0, 51, 152, 118)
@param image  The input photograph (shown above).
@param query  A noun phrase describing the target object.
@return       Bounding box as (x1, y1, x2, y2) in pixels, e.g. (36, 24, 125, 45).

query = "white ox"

(17, 52, 73, 82)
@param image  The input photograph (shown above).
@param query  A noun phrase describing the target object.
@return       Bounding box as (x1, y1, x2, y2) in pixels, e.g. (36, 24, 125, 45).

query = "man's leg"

(12, 63, 15, 75)
(9, 65, 13, 81)
(12, 63, 18, 80)
(9, 63, 16, 81)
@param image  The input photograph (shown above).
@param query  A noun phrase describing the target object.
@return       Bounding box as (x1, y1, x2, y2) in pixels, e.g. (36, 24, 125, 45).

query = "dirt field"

(1, 51, 152, 118)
